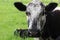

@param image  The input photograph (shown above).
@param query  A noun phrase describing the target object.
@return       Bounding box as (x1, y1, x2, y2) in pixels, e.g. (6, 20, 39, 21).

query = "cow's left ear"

(14, 2, 26, 11)
(45, 2, 58, 11)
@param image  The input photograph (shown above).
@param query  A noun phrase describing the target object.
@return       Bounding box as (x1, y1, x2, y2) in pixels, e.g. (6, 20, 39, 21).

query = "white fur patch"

(26, 0, 45, 30)
(53, 7, 60, 11)
(34, 38, 40, 40)
(26, 0, 43, 29)
(31, 0, 41, 4)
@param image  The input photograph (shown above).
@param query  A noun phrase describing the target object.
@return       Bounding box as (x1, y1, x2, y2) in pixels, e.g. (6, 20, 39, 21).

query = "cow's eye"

(26, 12, 31, 16)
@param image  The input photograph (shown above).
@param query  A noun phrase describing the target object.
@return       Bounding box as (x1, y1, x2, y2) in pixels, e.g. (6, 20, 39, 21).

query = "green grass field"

(0, 0, 60, 40)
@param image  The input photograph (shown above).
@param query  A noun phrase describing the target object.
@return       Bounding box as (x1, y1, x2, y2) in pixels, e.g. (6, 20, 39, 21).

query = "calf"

(14, 0, 60, 40)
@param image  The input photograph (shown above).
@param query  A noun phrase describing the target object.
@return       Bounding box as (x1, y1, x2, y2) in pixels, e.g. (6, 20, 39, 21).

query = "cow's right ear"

(14, 2, 26, 11)
(45, 2, 58, 11)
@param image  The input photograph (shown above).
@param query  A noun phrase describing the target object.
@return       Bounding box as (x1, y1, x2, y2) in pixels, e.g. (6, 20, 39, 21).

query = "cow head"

(14, 0, 58, 35)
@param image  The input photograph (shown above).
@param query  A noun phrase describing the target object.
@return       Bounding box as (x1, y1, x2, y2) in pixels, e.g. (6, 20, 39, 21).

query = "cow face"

(14, 1, 57, 35)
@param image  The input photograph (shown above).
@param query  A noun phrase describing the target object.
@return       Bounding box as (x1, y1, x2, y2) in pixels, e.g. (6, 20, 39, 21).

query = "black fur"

(42, 10, 60, 40)
(45, 3, 58, 11)
(41, 3, 60, 40)
(14, 2, 26, 11)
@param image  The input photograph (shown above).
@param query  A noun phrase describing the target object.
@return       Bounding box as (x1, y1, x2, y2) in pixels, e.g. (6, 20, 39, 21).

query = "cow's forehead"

(32, 0, 41, 4)
(26, 2, 44, 14)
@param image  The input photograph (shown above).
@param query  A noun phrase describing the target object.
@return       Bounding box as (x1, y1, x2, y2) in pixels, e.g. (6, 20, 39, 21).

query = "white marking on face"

(31, 0, 41, 4)
(26, 0, 45, 30)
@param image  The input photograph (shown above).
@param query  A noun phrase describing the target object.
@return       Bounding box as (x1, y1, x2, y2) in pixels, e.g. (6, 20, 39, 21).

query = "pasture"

(0, 0, 60, 40)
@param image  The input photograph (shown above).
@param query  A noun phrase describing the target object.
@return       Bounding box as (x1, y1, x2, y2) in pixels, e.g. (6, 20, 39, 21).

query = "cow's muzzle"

(14, 29, 41, 38)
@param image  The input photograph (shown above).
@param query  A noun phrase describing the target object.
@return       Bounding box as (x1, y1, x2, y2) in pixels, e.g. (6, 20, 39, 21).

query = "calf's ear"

(45, 2, 58, 11)
(14, 2, 26, 11)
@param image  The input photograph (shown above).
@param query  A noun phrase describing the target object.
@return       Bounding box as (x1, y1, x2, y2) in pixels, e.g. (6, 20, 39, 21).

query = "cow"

(14, 0, 60, 40)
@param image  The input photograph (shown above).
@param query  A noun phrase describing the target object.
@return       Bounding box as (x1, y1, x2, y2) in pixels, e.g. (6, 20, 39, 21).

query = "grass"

(0, 0, 60, 40)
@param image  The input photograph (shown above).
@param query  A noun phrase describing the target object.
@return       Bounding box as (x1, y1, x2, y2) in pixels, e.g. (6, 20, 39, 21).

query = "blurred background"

(0, 0, 60, 40)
